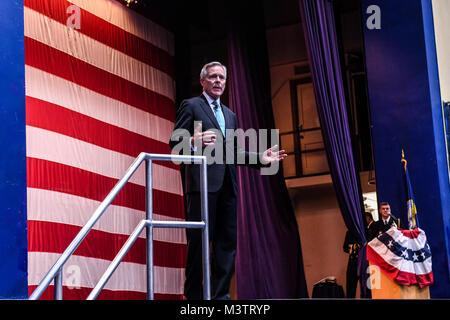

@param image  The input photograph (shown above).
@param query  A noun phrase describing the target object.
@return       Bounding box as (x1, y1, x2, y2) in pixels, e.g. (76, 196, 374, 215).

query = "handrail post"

(145, 158, 154, 300)
(54, 268, 63, 300)
(200, 157, 211, 300)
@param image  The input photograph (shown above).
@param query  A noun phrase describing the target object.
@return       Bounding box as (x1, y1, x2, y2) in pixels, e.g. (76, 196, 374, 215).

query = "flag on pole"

(367, 150, 433, 289)
(401, 150, 419, 230)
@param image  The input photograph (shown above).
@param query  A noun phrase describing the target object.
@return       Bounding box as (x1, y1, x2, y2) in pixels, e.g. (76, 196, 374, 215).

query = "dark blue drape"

(226, 0, 308, 299)
(298, 0, 370, 297)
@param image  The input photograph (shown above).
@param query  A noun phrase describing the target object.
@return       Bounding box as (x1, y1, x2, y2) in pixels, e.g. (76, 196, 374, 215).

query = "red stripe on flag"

(25, 37, 175, 122)
(28, 220, 186, 268)
(28, 285, 183, 300)
(26, 96, 179, 171)
(24, 0, 175, 77)
(27, 157, 184, 219)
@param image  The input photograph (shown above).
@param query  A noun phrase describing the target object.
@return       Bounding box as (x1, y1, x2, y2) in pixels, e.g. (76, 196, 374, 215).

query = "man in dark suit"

(372, 202, 400, 238)
(169, 61, 286, 300)
(365, 211, 377, 242)
(342, 230, 360, 298)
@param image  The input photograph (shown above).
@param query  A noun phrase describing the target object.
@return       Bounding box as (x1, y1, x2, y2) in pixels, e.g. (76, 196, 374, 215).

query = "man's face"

(379, 205, 391, 219)
(200, 65, 226, 100)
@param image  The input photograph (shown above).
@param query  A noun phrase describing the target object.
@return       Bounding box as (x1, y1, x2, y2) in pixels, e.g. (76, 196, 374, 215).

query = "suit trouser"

(183, 168, 237, 300)
(346, 256, 359, 298)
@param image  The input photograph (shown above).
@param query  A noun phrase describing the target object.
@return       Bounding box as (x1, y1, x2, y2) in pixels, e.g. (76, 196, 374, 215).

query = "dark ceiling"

(123, 0, 360, 42)
(119, 0, 363, 101)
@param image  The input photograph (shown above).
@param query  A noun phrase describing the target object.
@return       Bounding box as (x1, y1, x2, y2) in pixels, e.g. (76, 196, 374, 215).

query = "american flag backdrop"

(25, 0, 186, 299)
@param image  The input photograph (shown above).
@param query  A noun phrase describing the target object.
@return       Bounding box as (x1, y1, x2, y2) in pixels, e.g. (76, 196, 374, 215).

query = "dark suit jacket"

(372, 215, 400, 238)
(343, 231, 360, 259)
(169, 95, 262, 195)
(366, 221, 378, 242)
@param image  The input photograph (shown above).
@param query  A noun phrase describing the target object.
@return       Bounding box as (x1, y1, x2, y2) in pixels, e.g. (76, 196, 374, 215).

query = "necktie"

(212, 100, 226, 137)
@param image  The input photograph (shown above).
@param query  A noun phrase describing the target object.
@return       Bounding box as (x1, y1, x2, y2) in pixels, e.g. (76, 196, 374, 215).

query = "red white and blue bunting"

(367, 227, 433, 288)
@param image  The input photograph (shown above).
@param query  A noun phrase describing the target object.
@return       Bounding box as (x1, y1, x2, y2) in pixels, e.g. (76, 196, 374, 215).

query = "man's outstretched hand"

(261, 145, 287, 164)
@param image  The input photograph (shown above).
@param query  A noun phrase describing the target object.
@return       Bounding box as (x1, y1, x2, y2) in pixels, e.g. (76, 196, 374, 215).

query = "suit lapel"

(222, 105, 232, 131)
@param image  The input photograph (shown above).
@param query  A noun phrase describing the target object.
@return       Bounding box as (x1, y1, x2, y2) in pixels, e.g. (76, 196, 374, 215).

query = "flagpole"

(401, 149, 419, 229)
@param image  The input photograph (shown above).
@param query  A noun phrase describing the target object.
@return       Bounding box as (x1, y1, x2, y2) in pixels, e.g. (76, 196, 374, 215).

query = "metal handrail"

(29, 152, 210, 300)
(87, 219, 206, 300)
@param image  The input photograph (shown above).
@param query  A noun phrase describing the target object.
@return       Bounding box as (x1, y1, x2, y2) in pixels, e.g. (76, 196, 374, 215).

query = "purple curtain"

(298, 0, 370, 296)
(226, 0, 308, 299)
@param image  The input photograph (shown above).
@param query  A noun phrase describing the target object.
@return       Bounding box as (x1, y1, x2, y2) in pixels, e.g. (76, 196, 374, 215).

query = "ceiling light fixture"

(124, 0, 138, 7)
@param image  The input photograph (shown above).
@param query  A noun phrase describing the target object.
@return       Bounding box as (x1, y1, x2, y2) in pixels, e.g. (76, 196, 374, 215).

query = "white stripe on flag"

(413, 257, 433, 276)
(369, 237, 432, 275)
(28, 252, 184, 294)
(386, 228, 427, 251)
(27, 188, 186, 244)
(66, 0, 175, 55)
(25, 66, 174, 144)
(26, 126, 183, 196)
(24, 7, 175, 101)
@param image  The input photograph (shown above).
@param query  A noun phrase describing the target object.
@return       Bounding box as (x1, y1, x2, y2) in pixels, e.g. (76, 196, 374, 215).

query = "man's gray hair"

(200, 61, 227, 80)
